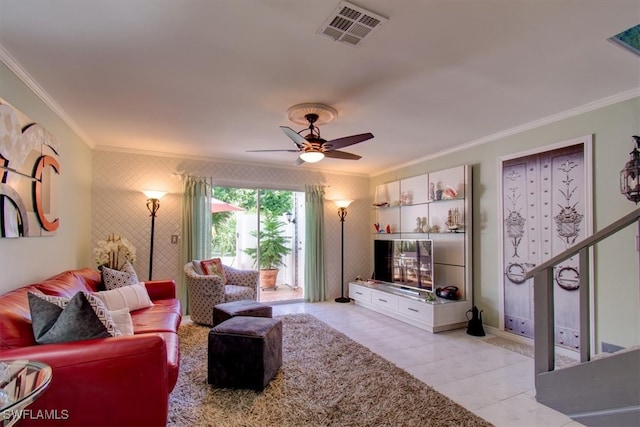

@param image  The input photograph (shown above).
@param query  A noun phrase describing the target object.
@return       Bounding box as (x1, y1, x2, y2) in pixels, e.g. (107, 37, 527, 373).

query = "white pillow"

(109, 308, 134, 336)
(93, 283, 153, 312)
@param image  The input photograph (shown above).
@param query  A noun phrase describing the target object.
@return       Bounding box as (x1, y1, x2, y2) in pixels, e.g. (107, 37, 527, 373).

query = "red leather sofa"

(0, 268, 181, 426)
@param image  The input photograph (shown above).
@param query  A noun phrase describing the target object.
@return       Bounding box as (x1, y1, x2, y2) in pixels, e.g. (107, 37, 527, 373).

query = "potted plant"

(244, 213, 292, 290)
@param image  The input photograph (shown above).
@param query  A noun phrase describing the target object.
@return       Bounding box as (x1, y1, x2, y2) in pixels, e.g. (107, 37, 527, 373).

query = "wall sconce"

(143, 190, 167, 280)
(285, 211, 296, 224)
(620, 136, 640, 204)
(334, 200, 353, 303)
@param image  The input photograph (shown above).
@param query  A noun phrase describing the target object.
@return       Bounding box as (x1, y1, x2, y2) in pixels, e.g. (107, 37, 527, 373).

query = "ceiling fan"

(247, 104, 374, 165)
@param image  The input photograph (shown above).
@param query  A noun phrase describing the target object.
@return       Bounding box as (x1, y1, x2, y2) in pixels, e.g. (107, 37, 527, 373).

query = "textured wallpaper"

(92, 150, 372, 300)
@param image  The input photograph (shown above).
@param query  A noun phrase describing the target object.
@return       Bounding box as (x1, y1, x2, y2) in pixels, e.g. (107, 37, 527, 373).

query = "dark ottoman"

(208, 316, 282, 391)
(212, 299, 272, 326)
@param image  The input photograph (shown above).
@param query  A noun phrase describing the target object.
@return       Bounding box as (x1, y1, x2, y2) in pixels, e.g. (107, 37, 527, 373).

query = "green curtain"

(304, 184, 327, 302)
(179, 176, 212, 314)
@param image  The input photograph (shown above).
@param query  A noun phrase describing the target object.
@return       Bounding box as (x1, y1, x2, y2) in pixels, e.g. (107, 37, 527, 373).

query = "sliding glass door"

(211, 186, 305, 303)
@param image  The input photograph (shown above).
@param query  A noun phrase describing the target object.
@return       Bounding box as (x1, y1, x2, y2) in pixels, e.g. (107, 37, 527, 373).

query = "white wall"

(92, 150, 371, 302)
(0, 63, 93, 292)
(372, 96, 640, 349)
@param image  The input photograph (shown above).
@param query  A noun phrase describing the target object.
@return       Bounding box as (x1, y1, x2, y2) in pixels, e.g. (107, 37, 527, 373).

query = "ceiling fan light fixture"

(300, 151, 325, 163)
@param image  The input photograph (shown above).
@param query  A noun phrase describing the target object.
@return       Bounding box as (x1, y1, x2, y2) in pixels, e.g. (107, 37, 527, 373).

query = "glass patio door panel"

(212, 186, 304, 303)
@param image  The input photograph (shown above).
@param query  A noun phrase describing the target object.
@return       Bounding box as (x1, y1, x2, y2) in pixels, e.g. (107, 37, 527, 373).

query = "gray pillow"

(28, 292, 122, 344)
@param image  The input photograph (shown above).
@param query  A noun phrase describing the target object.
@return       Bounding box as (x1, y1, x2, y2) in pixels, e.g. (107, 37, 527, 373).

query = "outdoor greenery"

(211, 187, 294, 260)
(211, 213, 236, 257)
(213, 187, 292, 215)
(243, 213, 292, 270)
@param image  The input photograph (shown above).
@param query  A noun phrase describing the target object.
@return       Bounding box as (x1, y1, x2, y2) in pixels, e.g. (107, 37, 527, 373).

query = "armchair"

(184, 262, 259, 325)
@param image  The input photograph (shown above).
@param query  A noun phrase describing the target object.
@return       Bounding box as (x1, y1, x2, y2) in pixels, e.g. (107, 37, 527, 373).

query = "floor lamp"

(335, 200, 353, 303)
(143, 190, 166, 281)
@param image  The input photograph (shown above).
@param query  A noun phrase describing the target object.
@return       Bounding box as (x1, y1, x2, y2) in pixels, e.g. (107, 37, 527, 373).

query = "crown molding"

(93, 145, 370, 178)
(372, 87, 640, 177)
(0, 43, 94, 148)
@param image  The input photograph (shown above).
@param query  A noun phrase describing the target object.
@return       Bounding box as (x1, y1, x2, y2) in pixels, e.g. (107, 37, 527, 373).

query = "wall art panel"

(500, 135, 592, 351)
(0, 100, 60, 238)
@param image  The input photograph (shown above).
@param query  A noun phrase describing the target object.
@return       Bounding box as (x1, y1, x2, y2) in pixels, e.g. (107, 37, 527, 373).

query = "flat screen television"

(373, 239, 433, 291)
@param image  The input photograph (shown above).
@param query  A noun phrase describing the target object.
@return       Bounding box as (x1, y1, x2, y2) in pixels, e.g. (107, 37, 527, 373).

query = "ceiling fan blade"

(280, 126, 307, 147)
(323, 150, 361, 160)
(324, 132, 373, 151)
(294, 157, 306, 166)
(246, 149, 300, 153)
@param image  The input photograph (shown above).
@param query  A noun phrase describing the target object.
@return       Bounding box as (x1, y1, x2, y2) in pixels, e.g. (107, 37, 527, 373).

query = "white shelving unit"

(357, 164, 473, 332)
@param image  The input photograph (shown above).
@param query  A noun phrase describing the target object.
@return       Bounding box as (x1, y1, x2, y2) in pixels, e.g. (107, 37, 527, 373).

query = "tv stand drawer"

(371, 290, 398, 311)
(349, 283, 371, 303)
(399, 298, 432, 321)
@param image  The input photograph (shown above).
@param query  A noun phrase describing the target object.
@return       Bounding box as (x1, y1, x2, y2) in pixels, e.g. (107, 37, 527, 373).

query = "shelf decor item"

(373, 184, 389, 207)
(443, 186, 458, 200)
(445, 208, 461, 232)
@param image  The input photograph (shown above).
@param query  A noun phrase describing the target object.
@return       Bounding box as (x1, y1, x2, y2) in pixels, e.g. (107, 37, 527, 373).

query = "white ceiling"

(1, 0, 639, 176)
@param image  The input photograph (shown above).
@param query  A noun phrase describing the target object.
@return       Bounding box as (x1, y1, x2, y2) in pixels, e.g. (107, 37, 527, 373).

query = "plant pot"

(259, 269, 279, 290)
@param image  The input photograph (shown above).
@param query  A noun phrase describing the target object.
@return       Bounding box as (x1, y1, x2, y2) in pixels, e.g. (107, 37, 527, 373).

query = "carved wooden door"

(502, 142, 588, 351)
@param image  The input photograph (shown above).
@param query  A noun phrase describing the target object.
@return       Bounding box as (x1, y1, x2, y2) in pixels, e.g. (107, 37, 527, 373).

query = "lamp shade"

(299, 151, 324, 163)
(143, 190, 167, 200)
(335, 200, 353, 208)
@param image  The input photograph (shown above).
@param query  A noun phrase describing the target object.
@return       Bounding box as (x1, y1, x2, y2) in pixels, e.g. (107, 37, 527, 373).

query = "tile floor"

(270, 301, 583, 427)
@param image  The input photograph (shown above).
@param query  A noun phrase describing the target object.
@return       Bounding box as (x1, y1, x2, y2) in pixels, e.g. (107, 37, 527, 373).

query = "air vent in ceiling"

(317, 1, 388, 47)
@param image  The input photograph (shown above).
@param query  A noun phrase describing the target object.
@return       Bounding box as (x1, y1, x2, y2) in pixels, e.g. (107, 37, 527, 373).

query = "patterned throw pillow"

(102, 261, 139, 290)
(200, 258, 226, 283)
(28, 291, 122, 344)
(121, 261, 139, 280)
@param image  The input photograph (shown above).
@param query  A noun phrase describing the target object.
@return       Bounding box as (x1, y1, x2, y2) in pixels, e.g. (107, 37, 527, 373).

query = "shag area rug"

(168, 314, 492, 427)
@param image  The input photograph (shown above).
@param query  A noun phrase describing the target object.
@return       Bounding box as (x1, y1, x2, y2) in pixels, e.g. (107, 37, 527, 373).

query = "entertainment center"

(350, 164, 472, 333)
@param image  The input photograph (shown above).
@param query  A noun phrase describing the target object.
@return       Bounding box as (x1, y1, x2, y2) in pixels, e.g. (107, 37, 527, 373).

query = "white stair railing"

(525, 208, 640, 380)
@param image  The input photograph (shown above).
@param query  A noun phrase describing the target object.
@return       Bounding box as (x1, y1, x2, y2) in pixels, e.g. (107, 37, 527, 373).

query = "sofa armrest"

(0, 334, 169, 426)
(144, 279, 176, 300)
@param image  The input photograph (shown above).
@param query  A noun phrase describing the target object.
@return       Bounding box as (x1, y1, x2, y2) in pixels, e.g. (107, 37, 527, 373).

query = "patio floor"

(258, 284, 304, 303)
